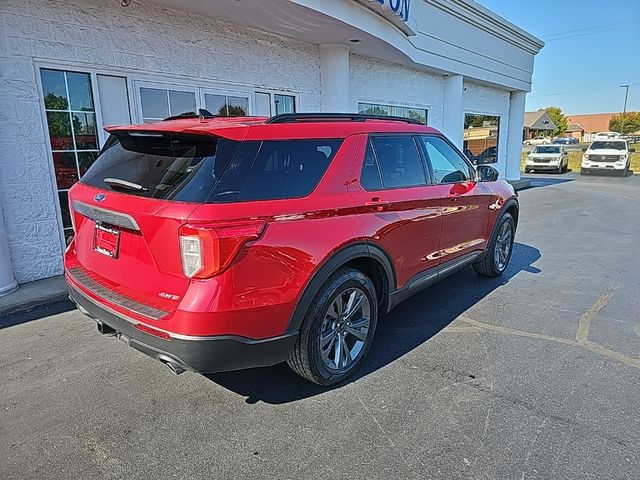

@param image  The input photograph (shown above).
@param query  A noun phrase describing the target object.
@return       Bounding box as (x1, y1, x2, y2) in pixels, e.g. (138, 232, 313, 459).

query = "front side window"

(419, 136, 474, 184)
(463, 114, 501, 164)
(40, 68, 100, 235)
(358, 102, 427, 125)
(364, 136, 427, 189)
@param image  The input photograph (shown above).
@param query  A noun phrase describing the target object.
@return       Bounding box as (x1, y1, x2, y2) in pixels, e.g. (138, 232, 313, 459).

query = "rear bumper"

(68, 283, 297, 374)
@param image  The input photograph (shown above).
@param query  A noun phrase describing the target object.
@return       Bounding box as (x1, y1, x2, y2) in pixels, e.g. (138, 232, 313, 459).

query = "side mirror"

(582, 147, 587, 152)
(477, 165, 499, 182)
(630, 148, 636, 153)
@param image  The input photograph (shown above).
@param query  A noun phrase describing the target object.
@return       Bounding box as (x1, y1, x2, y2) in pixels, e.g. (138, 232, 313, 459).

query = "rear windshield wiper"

(104, 178, 148, 192)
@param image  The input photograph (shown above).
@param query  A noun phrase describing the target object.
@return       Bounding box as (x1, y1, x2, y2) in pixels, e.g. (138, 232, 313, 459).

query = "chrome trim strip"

(438, 252, 481, 276)
(73, 201, 140, 231)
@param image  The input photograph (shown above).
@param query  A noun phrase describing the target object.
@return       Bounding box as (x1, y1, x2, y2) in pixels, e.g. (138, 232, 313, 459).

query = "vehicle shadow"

(205, 242, 542, 404)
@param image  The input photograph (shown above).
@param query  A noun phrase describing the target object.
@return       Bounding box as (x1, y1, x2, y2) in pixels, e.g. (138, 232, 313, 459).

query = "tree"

(609, 112, 640, 134)
(542, 106, 568, 137)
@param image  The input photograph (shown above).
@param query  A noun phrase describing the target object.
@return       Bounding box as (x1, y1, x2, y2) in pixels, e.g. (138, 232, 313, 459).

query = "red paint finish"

(66, 116, 516, 342)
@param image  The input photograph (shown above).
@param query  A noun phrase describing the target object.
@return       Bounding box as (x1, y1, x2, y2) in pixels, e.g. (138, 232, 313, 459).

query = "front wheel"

(287, 268, 378, 385)
(473, 213, 515, 277)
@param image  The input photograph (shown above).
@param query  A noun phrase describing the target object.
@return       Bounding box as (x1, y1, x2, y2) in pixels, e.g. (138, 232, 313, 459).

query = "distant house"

(566, 123, 585, 142)
(566, 113, 616, 142)
(523, 111, 556, 140)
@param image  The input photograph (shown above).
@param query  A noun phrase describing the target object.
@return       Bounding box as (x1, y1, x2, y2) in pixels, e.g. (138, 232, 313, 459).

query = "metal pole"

(620, 84, 629, 134)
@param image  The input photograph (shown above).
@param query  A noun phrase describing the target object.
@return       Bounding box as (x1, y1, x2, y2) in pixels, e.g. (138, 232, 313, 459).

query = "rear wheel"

(287, 268, 378, 385)
(473, 213, 515, 277)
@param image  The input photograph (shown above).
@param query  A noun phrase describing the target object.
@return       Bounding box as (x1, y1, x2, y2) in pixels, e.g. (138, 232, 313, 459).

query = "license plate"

(93, 223, 120, 259)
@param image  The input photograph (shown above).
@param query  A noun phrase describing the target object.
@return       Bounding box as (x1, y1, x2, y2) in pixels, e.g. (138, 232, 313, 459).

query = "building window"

(274, 94, 296, 115)
(140, 87, 197, 122)
(204, 93, 249, 116)
(358, 102, 427, 124)
(40, 68, 100, 236)
(463, 114, 501, 165)
(255, 92, 296, 116)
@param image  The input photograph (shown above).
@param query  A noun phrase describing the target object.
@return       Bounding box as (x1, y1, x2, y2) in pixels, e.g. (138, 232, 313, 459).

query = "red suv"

(65, 112, 518, 385)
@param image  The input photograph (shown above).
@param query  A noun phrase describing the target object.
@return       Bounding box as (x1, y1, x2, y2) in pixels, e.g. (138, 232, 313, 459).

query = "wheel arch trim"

(285, 242, 396, 335)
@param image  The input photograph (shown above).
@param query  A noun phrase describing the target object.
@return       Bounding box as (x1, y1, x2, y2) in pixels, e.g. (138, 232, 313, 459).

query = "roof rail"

(265, 113, 423, 125)
(163, 109, 217, 121)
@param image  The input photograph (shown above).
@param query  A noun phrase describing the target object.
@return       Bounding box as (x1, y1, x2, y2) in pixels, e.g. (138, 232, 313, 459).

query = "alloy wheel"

(319, 287, 371, 372)
(494, 220, 513, 271)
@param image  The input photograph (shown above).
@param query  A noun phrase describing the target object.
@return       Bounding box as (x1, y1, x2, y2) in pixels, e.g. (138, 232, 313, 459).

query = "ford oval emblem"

(94, 193, 106, 202)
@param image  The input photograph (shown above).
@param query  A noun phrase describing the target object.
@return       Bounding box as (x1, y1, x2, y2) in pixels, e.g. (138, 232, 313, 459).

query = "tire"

(622, 163, 629, 177)
(580, 168, 589, 175)
(287, 267, 378, 386)
(473, 213, 515, 277)
(524, 168, 530, 174)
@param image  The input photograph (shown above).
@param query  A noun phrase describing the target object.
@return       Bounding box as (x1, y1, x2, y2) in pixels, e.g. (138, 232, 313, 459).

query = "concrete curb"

(508, 179, 532, 191)
(0, 275, 69, 318)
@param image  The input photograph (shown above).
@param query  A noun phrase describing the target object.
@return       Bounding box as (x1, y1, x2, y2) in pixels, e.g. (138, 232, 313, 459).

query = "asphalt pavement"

(1, 171, 639, 479)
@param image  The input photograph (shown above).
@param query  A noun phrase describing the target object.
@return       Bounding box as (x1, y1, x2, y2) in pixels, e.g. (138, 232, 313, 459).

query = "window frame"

(359, 134, 432, 192)
(418, 134, 478, 185)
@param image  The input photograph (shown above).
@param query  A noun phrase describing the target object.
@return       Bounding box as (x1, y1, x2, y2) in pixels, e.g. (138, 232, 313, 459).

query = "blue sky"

(476, 0, 640, 114)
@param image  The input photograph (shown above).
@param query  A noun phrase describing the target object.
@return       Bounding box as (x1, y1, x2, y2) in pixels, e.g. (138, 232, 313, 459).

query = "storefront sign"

(354, 0, 414, 35)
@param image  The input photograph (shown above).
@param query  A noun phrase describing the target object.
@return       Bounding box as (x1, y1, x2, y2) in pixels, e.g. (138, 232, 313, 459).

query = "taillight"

(179, 221, 266, 278)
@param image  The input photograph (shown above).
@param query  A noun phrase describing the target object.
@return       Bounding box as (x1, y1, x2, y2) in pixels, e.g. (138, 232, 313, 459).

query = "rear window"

(81, 132, 342, 203)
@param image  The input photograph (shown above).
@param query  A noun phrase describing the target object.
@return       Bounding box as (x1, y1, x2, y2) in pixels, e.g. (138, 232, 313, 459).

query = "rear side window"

(362, 136, 427, 190)
(82, 134, 342, 203)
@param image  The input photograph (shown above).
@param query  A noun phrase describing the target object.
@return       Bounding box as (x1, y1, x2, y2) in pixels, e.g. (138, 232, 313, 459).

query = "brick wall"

(0, 0, 322, 282)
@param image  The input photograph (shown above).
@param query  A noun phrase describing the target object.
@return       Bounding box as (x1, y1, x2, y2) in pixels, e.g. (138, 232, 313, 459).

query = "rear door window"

(363, 136, 427, 189)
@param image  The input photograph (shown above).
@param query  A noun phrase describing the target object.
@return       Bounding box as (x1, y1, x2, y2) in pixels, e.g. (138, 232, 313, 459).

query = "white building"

(0, 0, 543, 289)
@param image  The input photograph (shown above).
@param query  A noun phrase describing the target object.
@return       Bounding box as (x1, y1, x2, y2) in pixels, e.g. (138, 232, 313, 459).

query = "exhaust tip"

(165, 361, 186, 375)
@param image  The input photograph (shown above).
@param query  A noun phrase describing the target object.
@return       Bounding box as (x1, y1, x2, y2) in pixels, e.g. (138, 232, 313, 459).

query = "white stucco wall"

(463, 80, 510, 178)
(350, 54, 445, 130)
(0, 0, 322, 283)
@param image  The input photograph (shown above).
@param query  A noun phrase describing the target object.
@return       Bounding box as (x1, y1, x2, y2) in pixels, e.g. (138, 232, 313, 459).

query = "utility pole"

(619, 84, 629, 134)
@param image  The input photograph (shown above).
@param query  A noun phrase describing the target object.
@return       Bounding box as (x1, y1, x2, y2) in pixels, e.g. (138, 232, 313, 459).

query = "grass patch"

(521, 148, 640, 174)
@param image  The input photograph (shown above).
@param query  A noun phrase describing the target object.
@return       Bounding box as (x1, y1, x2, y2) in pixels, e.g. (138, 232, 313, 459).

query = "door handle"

(364, 197, 390, 211)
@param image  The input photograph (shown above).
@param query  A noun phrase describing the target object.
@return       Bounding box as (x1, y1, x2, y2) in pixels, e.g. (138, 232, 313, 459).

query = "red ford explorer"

(65, 112, 518, 385)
